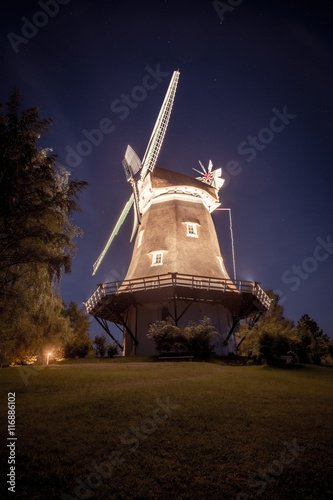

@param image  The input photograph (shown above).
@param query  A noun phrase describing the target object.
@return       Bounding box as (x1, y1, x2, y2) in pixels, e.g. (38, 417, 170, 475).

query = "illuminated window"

(137, 230, 144, 248)
(186, 222, 198, 237)
(151, 251, 163, 266)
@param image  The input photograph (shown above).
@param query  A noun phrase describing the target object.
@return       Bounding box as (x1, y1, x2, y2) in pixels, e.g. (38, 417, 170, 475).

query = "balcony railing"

(84, 272, 271, 314)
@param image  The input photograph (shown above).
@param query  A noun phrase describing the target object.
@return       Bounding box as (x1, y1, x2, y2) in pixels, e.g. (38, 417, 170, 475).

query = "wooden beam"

(93, 316, 123, 351)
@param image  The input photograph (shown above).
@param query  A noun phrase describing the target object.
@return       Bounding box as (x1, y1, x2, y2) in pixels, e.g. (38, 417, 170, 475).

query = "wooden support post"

(93, 316, 123, 351)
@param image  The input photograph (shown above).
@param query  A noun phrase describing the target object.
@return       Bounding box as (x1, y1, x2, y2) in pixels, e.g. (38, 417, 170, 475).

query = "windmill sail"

(122, 145, 142, 181)
(92, 194, 134, 275)
(92, 70, 180, 275)
(140, 70, 180, 181)
(122, 144, 141, 241)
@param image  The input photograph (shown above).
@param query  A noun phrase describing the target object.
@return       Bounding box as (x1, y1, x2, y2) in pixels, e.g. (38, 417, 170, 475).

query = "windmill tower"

(85, 71, 271, 356)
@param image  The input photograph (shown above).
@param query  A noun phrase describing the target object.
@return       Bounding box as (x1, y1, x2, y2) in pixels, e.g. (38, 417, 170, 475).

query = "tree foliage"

(238, 291, 332, 365)
(93, 335, 119, 358)
(63, 302, 91, 358)
(0, 268, 73, 365)
(147, 317, 219, 358)
(93, 335, 107, 357)
(183, 318, 219, 358)
(107, 343, 119, 358)
(0, 89, 87, 297)
(146, 321, 181, 353)
(0, 90, 87, 364)
(294, 315, 329, 364)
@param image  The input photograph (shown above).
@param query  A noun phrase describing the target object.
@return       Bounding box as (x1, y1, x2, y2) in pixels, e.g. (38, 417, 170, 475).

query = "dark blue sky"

(2, 0, 332, 340)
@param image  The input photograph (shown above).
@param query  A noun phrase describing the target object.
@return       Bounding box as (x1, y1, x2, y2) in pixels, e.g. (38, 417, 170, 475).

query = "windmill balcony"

(84, 272, 271, 318)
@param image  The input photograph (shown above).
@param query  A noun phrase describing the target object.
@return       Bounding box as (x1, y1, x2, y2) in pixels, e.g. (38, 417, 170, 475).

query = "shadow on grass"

(260, 363, 309, 370)
(54, 358, 332, 373)
(56, 356, 158, 364)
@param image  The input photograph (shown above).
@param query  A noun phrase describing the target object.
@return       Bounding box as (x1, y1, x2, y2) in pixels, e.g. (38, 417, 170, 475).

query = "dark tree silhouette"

(0, 89, 87, 297)
(0, 90, 87, 364)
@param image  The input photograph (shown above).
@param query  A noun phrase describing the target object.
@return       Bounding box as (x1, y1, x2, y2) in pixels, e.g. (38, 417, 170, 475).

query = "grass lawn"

(0, 360, 332, 499)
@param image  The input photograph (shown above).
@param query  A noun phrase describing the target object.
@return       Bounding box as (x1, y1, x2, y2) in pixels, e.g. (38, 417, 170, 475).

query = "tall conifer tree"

(0, 90, 87, 363)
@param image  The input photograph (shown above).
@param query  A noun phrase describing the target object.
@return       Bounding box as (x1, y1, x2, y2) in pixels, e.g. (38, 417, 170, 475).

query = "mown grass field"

(0, 360, 332, 499)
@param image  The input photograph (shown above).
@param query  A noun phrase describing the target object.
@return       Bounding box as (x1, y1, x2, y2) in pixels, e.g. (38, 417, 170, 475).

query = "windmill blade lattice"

(92, 70, 180, 275)
(140, 70, 180, 181)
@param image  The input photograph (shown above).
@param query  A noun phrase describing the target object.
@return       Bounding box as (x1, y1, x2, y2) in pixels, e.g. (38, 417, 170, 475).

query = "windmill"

(92, 70, 180, 276)
(85, 70, 271, 356)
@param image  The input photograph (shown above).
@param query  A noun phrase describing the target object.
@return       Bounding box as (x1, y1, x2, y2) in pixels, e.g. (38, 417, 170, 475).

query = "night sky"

(2, 0, 332, 342)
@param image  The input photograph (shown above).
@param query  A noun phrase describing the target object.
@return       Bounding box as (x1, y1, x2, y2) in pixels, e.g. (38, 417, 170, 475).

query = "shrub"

(328, 342, 333, 358)
(107, 343, 119, 358)
(147, 321, 181, 353)
(320, 355, 333, 366)
(240, 320, 294, 365)
(64, 336, 91, 358)
(93, 335, 107, 357)
(147, 317, 219, 358)
(184, 317, 219, 358)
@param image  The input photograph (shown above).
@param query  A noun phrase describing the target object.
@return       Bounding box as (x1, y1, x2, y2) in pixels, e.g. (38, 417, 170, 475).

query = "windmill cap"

(150, 167, 220, 201)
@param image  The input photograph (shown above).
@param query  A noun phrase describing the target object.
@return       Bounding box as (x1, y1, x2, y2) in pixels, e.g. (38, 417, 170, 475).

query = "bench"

(274, 355, 295, 365)
(279, 355, 294, 363)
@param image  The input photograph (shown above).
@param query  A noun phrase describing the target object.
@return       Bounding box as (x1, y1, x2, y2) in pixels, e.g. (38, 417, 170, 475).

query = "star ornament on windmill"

(193, 160, 225, 191)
